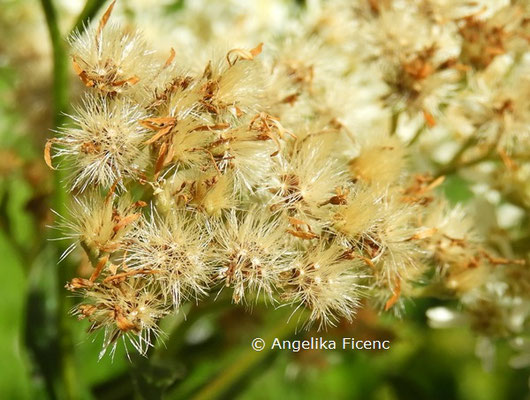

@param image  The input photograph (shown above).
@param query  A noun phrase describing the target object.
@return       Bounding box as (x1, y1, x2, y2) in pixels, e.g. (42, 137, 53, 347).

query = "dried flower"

(54, 95, 148, 191)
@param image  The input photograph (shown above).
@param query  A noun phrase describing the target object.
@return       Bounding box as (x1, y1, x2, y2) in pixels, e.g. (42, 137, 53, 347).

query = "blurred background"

(1, 0, 529, 399)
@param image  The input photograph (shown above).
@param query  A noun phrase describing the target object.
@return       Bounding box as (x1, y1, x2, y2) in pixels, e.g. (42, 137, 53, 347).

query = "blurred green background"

(1, 0, 529, 399)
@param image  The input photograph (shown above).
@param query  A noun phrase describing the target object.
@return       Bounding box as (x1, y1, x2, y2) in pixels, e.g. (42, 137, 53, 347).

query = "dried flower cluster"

(44, 0, 530, 359)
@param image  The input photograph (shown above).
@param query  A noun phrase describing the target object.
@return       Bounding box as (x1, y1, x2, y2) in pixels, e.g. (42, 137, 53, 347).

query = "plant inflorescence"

(44, 0, 530, 360)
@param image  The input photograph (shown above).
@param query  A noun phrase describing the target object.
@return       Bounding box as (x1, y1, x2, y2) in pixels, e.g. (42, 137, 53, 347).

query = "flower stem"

(434, 136, 496, 178)
(39, 1, 79, 399)
(70, 0, 108, 36)
(40, 0, 69, 129)
(190, 309, 308, 400)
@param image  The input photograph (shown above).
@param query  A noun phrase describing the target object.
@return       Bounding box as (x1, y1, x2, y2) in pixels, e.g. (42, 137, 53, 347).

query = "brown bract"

(226, 42, 264, 67)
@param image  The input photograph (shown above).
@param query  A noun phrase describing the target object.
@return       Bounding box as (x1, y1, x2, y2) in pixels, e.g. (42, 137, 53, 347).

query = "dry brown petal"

(286, 229, 319, 240)
(408, 227, 437, 241)
(384, 279, 401, 311)
(44, 139, 56, 170)
(111, 75, 140, 87)
(113, 213, 141, 233)
(77, 304, 97, 319)
(164, 47, 176, 69)
(114, 307, 137, 332)
(154, 141, 169, 179)
(96, 0, 116, 44)
(89, 255, 109, 282)
(192, 123, 231, 132)
(423, 109, 436, 128)
(72, 57, 95, 87)
(144, 124, 174, 145)
(140, 117, 177, 130)
(103, 268, 160, 284)
(66, 277, 94, 290)
(226, 42, 264, 66)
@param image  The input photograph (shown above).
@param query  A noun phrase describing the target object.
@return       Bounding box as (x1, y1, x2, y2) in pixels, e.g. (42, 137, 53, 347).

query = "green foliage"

(442, 175, 474, 205)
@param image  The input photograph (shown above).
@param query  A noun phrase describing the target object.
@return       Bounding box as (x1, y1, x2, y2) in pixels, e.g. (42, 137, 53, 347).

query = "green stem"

(407, 124, 427, 147)
(434, 135, 496, 178)
(447, 135, 476, 165)
(435, 151, 494, 178)
(389, 108, 400, 136)
(70, 0, 108, 36)
(40, 1, 79, 399)
(40, 0, 69, 129)
(190, 309, 308, 400)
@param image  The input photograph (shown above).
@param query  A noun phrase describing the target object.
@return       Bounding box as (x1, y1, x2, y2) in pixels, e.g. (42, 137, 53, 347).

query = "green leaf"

(441, 175, 473, 204)
(0, 232, 40, 399)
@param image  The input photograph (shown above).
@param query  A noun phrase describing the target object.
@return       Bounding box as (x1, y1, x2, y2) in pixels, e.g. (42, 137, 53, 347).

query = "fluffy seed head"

(349, 135, 406, 187)
(267, 136, 348, 213)
(283, 243, 364, 329)
(211, 209, 292, 304)
(69, 17, 154, 95)
(126, 211, 212, 306)
(56, 95, 148, 191)
(74, 278, 167, 357)
(58, 191, 142, 258)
